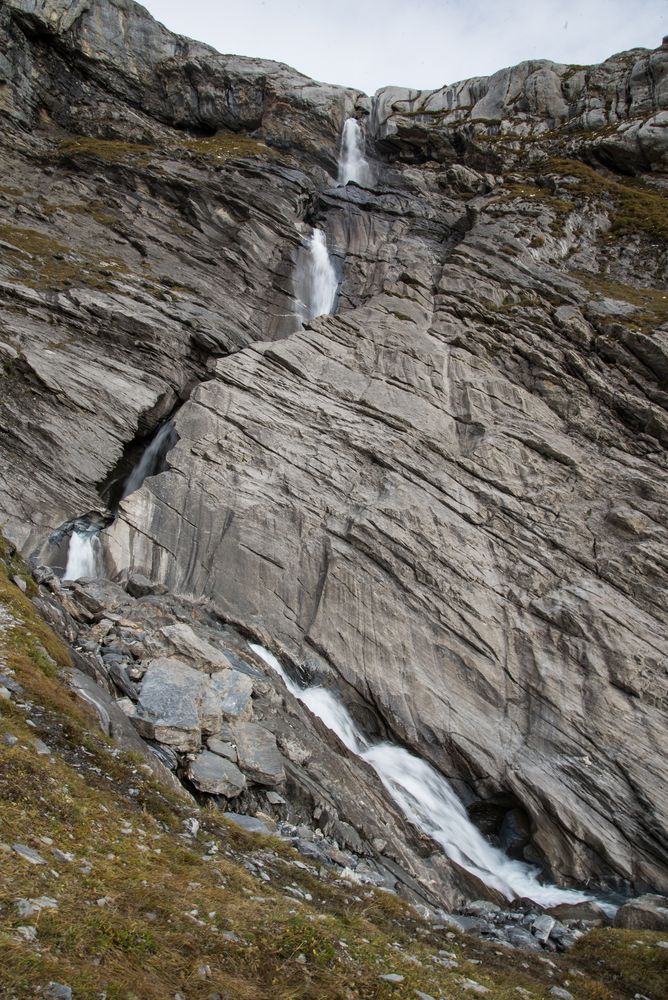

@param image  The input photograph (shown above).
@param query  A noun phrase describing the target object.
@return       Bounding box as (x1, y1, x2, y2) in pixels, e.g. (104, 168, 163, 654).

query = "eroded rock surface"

(0, 0, 667, 901)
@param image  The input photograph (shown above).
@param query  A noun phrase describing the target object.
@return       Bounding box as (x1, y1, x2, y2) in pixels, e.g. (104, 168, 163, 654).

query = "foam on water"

(338, 118, 372, 187)
(294, 228, 338, 322)
(249, 641, 596, 907)
(122, 417, 177, 499)
(64, 529, 102, 580)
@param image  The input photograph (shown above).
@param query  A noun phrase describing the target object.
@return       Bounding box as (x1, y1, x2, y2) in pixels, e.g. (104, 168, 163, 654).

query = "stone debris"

(459, 980, 490, 994)
(15, 896, 58, 917)
(229, 722, 286, 786)
(12, 844, 47, 865)
(187, 751, 247, 797)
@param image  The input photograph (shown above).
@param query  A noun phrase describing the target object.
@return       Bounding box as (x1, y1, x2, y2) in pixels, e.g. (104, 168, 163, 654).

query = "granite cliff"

(0, 0, 667, 920)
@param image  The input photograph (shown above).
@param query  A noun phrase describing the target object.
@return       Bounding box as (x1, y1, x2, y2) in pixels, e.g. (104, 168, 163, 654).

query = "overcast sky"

(142, 0, 666, 94)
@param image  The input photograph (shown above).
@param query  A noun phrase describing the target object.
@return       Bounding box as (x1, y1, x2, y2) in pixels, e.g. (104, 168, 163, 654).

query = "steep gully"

(57, 117, 601, 911)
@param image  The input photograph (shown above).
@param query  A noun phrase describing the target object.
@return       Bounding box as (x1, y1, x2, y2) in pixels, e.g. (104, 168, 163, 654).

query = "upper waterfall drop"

(294, 228, 338, 323)
(249, 641, 601, 909)
(338, 117, 372, 187)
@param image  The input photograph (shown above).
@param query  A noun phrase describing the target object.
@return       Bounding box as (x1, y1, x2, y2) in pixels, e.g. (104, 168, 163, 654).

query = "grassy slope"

(0, 539, 666, 1000)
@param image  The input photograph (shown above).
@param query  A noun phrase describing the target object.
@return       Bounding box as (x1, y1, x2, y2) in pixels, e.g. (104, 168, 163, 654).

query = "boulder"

(546, 901, 609, 925)
(230, 722, 286, 785)
(125, 573, 166, 598)
(134, 657, 211, 751)
(210, 668, 253, 721)
(157, 623, 233, 673)
(614, 894, 668, 931)
(531, 914, 555, 943)
(207, 737, 238, 761)
(187, 751, 246, 797)
(506, 926, 543, 951)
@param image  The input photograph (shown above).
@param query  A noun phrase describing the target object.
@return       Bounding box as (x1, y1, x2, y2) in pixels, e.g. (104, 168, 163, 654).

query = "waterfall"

(294, 228, 338, 323)
(121, 418, 177, 500)
(250, 642, 596, 908)
(338, 118, 372, 187)
(64, 528, 102, 581)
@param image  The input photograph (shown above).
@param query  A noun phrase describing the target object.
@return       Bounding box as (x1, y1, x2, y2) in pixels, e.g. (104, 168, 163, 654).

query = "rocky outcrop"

(0, 0, 667, 903)
(371, 45, 668, 173)
(614, 893, 668, 930)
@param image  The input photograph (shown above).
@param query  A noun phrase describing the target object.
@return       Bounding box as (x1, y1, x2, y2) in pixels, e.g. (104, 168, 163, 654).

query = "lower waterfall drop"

(63, 528, 102, 581)
(294, 228, 338, 323)
(250, 642, 598, 908)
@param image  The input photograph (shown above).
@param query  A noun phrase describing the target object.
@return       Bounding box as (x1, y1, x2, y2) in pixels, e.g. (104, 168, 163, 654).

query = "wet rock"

(187, 751, 246, 797)
(498, 808, 531, 858)
(230, 722, 286, 785)
(614, 894, 668, 931)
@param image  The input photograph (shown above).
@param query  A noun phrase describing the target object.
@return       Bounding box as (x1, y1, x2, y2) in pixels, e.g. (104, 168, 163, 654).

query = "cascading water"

(121, 418, 177, 500)
(338, 117, 372, 187)
(59, 417, 178, 581)
(249, 642, 597, 908)
(294, 228, 338, 323)
(63, 528, 102, 581)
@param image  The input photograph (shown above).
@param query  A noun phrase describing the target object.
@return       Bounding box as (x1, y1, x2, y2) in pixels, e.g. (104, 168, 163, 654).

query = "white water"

(64, 529, 102, 581)
(294, 228, 338, 322)
(122, 418, 177, 499)
(250, 641, 593, 908)
(338, 117, 372, 187)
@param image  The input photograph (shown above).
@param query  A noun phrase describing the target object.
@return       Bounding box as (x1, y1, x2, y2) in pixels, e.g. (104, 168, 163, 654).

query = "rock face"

(0, 0, 667, 900)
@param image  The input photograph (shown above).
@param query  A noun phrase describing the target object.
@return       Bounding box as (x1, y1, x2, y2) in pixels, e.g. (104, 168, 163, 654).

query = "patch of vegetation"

(175, 133, 281, 163)
(574, 270, 668, 332)
(58, 137, 156, 163)
(572, 928, 668, 997)
(0, 221, 128, 292)
(537, 158, 668, 242)
(488, 181, 575, 235)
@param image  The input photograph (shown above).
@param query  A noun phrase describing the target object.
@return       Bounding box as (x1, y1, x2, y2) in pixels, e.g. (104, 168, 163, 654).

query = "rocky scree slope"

(0, 0, 667, 906)
(2, 540, 667, 1000)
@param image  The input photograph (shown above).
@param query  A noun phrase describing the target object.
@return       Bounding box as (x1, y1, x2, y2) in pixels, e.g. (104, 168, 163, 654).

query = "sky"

(141, 0, 667, 95)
